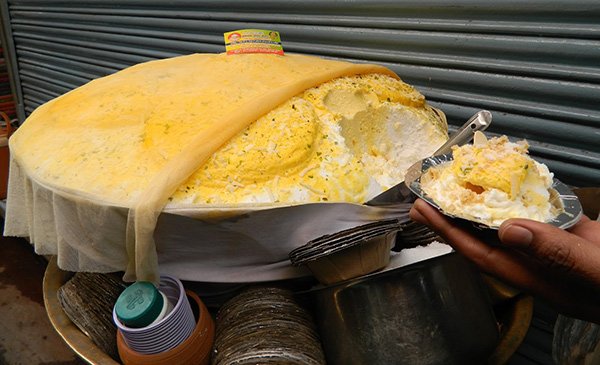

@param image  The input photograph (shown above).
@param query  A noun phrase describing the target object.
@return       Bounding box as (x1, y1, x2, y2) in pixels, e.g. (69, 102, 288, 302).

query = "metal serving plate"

(405, 153, 583, 230)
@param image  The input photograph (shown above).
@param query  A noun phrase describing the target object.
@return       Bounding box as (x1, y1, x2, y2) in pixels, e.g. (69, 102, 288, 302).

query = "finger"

(412, 199, 600, 322)
(412, 200, 548, 288)
(411, 201, 579, 289)
(499, 218, 600, 282)
(568, 215, 600, 246)
(409, 203, 427, 224)
(573, 214, 591, 225)
(412, 199, 510, 270)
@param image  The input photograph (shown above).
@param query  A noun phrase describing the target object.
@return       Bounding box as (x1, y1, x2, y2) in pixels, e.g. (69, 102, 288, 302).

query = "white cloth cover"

(5, 156, 412, 282)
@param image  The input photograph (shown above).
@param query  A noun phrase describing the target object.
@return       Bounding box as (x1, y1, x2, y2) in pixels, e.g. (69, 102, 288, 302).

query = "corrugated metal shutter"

(0, 0, 599, 186)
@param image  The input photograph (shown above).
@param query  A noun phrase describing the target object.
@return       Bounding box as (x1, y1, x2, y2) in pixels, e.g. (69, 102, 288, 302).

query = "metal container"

(300, 252, 499, 365)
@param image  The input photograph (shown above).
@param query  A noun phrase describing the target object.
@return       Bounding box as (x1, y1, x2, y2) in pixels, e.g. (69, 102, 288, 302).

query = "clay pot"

(117, 290, 214, 365)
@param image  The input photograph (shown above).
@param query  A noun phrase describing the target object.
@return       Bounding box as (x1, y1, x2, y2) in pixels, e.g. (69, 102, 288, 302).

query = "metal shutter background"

(0, 0, 598, 187)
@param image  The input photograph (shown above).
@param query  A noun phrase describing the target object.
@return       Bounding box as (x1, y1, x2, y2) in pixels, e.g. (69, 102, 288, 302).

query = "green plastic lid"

(115, 281, 164, 328)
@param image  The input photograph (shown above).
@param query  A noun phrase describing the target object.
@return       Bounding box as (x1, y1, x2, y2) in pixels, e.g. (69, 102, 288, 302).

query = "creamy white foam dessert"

(170, 73, 447, 205)
(7, 52, 449, 282)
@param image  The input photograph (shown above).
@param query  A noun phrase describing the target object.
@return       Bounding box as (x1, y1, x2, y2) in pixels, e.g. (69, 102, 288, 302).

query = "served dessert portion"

(420, 132, 564, 227)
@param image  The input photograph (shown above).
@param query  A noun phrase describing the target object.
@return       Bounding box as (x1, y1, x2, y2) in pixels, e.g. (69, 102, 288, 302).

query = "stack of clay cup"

(289, 219, 402, 284)
(113, 275, 214, 365)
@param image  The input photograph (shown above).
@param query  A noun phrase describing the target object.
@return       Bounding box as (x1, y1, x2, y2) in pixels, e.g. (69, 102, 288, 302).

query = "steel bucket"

(299, 252, 499, 365)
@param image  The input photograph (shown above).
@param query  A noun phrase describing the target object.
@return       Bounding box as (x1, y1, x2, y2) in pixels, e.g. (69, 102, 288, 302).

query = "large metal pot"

(299, 251, 499, 365)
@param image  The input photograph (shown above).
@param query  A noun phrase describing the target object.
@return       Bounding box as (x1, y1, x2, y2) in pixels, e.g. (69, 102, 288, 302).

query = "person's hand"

(410, 198, 600, 324)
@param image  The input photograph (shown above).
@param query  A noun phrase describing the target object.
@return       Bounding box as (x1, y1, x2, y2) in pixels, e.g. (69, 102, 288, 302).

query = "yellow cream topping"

(451, 135, 532, 199)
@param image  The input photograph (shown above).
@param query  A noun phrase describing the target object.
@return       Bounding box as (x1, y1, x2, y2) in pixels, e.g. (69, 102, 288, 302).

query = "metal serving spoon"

(366, 110, 492, 206)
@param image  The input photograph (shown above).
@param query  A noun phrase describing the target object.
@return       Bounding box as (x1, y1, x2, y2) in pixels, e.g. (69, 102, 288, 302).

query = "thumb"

(498, 219, 591, 275)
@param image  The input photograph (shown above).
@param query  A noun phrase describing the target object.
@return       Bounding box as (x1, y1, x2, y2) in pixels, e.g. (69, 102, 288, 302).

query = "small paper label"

(224, 29, 284, 55)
